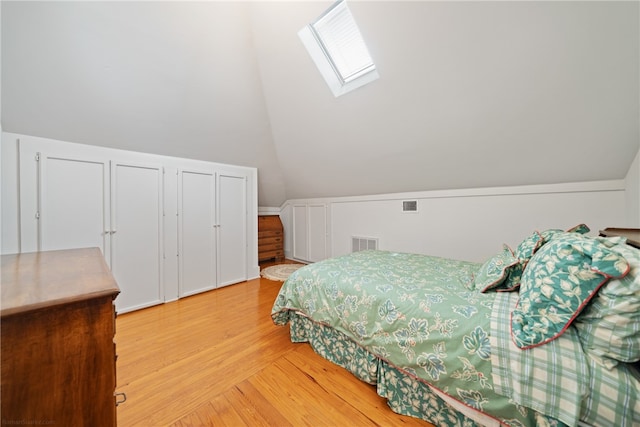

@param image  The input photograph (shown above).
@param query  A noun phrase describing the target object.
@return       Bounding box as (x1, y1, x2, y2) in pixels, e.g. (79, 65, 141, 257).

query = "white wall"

(625, 149, 640, 227)
(253, 1, 639, 202)
(1, 136, 19, 254)
(2, 2, 286, 207)
(1, 132, 260, 300)
(3, 2, 637, 207)
(1, 1, 3, 249)
(281, 181, 628, 264)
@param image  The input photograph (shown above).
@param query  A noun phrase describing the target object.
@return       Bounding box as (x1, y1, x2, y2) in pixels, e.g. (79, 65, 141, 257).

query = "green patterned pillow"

(566, 223, 590, 234)
(574, 237, 640, 368)
(538, 224, 590, 246)
(514, 231, 543, 263)
(511, 234, 630, 349)
(502, 261, 524, 291)
(510, 225, 590, 290)
(506, 231, 544, 290)
(474, 244, 519, 292)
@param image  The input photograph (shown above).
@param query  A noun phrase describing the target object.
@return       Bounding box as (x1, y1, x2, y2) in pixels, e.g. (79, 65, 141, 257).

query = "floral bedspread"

(271, 250, 554, 426)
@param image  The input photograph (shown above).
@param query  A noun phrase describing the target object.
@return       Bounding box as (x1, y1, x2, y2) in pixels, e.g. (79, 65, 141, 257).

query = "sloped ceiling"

(2, 1, 639, 207)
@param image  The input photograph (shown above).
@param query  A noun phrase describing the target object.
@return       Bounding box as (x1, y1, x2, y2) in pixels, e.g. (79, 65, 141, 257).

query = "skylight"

(299, 0, 379, 97)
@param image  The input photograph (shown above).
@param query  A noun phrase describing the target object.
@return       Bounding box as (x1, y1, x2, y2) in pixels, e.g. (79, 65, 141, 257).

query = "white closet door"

(292, 205, 308, 261)
(217, 174, 247, 287)
(39, 155, 110, 259)
(178, 170, 217, 297)
(308, 204, 327, 262)
(111, 162, 163, 313)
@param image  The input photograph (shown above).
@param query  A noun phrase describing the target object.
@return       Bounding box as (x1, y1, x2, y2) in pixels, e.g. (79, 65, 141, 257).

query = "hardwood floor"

(115, 264, 434, 426)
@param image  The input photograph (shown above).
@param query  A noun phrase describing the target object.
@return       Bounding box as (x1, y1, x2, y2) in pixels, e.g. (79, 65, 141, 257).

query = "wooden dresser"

(1, 248, 121, 427)
(258, 215, 284, 262)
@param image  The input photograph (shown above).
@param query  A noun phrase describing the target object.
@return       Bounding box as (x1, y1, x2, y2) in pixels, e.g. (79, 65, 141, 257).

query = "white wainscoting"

(280, 180, 630, 264)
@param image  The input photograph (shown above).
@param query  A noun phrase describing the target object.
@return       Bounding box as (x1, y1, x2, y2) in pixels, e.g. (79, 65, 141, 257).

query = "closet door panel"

(111, 162, 163, 313)
(179, 171, 217, 297)
(39, 156, 109, 257)
(308, 204, 327, 262)
(218, 174, 247, 287)
(292, 205, 308, 261)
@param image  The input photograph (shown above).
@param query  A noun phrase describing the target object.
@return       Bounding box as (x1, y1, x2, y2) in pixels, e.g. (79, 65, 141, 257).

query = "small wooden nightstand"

(258, 215, 284, 262)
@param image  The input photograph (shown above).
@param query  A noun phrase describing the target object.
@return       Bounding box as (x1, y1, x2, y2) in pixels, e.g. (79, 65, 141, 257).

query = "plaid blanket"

(580, 355, 640, 426)
(491, 292, 640, 427)
(490, 292, 589, 426)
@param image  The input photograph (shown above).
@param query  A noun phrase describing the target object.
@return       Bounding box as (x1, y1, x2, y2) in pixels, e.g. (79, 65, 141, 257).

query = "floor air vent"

(352, 237, 378, 253)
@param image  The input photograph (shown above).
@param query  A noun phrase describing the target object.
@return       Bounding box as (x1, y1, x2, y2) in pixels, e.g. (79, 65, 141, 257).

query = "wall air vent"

(402, 200, 418, 213)
(352, 236, 378, 253)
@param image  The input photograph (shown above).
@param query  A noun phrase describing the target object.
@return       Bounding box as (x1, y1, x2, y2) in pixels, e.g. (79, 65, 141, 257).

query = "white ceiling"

(2, 1, 639, 207)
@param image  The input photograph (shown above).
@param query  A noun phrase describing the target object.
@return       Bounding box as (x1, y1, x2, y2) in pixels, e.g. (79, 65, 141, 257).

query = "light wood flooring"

(115, 262, 434, 426)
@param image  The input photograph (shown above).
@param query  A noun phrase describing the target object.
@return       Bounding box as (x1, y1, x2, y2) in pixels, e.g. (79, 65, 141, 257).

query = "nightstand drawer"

(259, 249, 284, 262)
(258, 230, 282, 239)
(259, 235, 283, 246)
(259, 242, 283, 252)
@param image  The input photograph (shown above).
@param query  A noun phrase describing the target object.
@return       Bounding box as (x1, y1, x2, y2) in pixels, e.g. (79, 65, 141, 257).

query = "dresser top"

(1, 248, 120, 317)
(599, 227, 640, 249)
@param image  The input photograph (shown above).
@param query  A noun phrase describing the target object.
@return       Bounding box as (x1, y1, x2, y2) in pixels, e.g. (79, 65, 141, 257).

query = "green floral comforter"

(271, 250, 554, 426)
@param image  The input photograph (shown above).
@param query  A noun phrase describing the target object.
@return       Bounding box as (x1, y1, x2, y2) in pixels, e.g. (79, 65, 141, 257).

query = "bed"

(271, 226, 640, 426)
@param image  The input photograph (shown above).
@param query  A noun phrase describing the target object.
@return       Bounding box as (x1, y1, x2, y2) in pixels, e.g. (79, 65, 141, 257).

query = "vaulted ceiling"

(2, 1, 639, 207)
